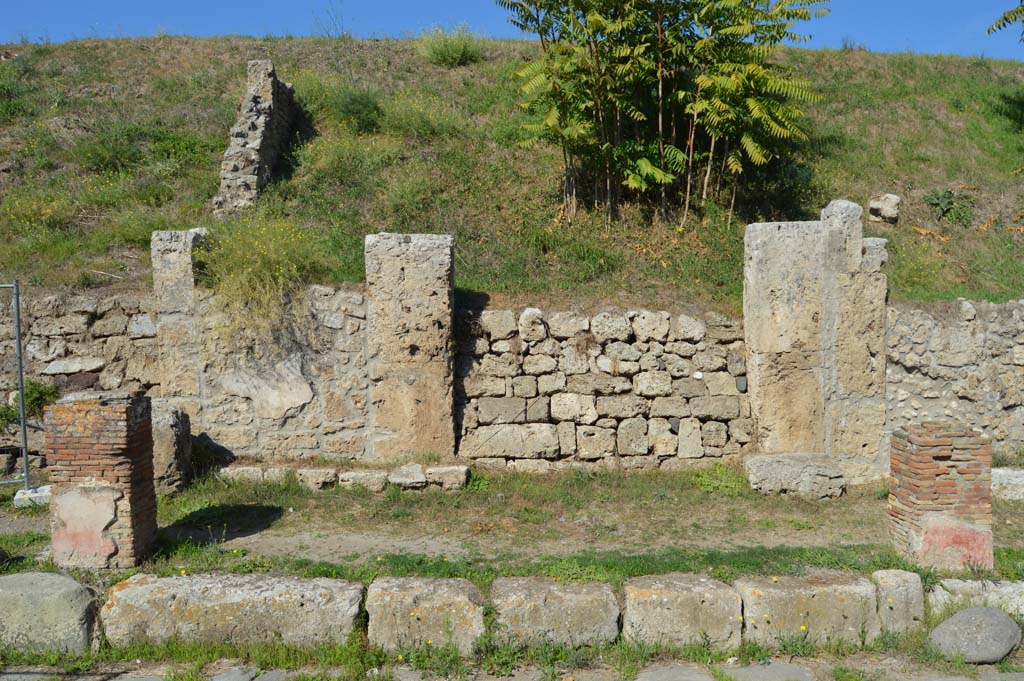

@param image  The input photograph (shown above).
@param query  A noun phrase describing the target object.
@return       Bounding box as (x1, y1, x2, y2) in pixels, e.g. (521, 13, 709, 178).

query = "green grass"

(0, 38, 1020, 309)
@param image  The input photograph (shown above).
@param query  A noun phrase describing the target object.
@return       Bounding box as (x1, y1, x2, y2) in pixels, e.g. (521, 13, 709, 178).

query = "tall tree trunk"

(716, 138, 729, 196)
(728, 178, 738, 227)
(681, 113, 697, 228)
(656, 0, 666, 221)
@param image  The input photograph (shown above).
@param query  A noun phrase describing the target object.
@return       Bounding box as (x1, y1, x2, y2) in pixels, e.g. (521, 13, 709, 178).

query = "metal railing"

(0, 280, 30, 491)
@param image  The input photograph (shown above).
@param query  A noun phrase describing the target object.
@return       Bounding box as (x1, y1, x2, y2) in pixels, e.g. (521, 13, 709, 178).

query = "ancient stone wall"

(887, 299, 1024, 455)
(455, 307, 751, 471)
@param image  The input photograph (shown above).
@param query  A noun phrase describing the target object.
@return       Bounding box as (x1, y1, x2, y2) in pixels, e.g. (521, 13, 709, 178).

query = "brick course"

(888, 421, 993, 570)
(46, 391, 157, 569)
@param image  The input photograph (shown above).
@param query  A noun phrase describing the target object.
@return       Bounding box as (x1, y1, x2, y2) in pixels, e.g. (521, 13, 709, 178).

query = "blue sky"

(3, 1, 1022, 61)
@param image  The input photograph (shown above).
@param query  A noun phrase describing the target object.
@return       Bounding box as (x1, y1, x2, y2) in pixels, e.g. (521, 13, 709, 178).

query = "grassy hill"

(0, 36, 1022, 313)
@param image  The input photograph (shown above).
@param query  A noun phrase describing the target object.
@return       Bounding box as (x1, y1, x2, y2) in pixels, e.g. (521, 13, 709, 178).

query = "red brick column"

(888, 421, 992, 570)
(46, 391, 157, 569)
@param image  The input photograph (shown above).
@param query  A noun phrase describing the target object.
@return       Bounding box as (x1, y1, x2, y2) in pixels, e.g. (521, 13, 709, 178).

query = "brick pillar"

(46, 391, 157, 569)
(888, 421, 993, 570)
(364, 233, 455, 464)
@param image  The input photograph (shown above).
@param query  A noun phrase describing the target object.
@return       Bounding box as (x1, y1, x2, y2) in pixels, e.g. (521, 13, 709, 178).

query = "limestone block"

(672, 314, 706, 342)
(339, 470, 388, 492)
(537, 372, 566, 395)
(92, 314, 128, 338)
(551, 393, 598, 424)
(511, 376, 537, 398)
(220, 466, 264, 483)
(648, 419, 677, 457)
(872, 570, 924, 634)
(491, 577, 619, 646)
(367, 365, 454, 463)
(557, 421, 576, 456)
(480, 310, 516, 339)
(606, 341, 641, 361)
(366, 577, 485, 655)
(567, 373, 632, 395)
(42, 357, 105, 375)
(591, 312, 632, 342)
(704, 372, 739, 397)
(743, 453, 846, 499)
(219, 354, 313, 420)
(868, 193, 901, 224)
(297, 468, 338, 490)
(577, 426, 616, 459)
(523, 354, 558, 375)
(477, 397, 527, 425)
(518, 308, 547, 343)
(928, 579, 1024, 619)
(526, 395, 549, 422)
(994, 469, 1024, 500)
(700, 421, 728, 448)
(623, 573, 741, 649)
(548, 311, 589, 339)
(618, 417, 649, 456)
(677, 418, 703, 458)
(388, 464, 428, 489)
(151, 399, 192, 495)
(735, 572, 880, 646)
(0, 573, 95, 654)
(559, 346, 592, 375)
(597, 394, 650, 419)
(459, 424, 560, 460)
(463, 375, 506, 398)
(425, 465, 469, 490)
(101, 573, 363, 647)
(634, 371, 673, 397)
(632, 311, 670, 342)
(151, 229, 205, 314)
(689, 396, 740, 421)
(650, 397, 689, 418)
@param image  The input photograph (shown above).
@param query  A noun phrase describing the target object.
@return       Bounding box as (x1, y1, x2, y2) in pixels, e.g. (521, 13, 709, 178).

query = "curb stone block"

(928, 579, 1024, 618)
(872, 570, 924, 634)
(0, 573, 95, 655)
(366, 577, 485, 655)
(425, 465, 469, 490)
(100, 573, 363, 646)
(735, 571, 880, 646)
(623, 573, 741, 649)
(491, 577, 619, 646)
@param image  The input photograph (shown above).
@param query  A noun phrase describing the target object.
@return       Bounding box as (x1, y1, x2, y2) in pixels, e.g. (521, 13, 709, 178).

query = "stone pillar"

(743, 200, 889, 483)
(46, 391, 157, 569)
(364, 234, 455, 463)
(888, 421, 993, 570)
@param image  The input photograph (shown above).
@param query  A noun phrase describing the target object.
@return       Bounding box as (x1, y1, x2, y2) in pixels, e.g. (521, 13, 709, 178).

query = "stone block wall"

(455, 307, 751, 471)
(888, 421, 993, 570)
(46, 391, 157, 569)
(887, 299, 1024, 455)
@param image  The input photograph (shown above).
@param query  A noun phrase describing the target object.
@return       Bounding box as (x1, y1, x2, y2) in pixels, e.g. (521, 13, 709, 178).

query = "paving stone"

(210, 669, 257, 681)
(725, 662, 815, 681)
(636, 664, 715, 681)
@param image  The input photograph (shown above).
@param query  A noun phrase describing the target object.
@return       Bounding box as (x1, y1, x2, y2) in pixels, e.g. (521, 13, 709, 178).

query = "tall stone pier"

(888, 421, 993, 570)
(364, 234, 456, 463)
(744, 200, 889, 483)
(46, 391, 157, 569)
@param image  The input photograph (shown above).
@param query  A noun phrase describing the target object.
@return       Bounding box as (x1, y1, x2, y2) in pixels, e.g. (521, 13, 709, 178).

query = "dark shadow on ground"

(158, 503, 284, 549)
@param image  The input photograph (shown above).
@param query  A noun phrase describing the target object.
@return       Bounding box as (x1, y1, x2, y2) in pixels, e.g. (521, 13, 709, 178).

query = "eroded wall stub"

(211, 60, 301, 216)
(744, 201, 889, 483)
(364, 234, 456, 463)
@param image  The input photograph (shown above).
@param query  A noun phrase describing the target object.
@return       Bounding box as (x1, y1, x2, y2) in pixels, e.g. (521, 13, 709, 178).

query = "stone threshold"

(218, 462, 470, 492)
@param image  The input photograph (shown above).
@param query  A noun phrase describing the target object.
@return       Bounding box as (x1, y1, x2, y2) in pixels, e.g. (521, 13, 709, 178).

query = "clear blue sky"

(3, 1, 1022, 61)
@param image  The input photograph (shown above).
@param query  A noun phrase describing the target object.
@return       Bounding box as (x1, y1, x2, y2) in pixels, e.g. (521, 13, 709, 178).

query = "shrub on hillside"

(292, 72, 383, 133)
(418, 26, 486, 68)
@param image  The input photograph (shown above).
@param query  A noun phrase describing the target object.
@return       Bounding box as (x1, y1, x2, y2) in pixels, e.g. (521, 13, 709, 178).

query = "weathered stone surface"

(689, 396, 740, 421)
(480, 310, 517, 339)
(591, 312, 632, 342)
(425, 465, 469, 490)
(101, 573, 364, 647)
(42, 357, 105, 375)
(518, 308, 547, 343)
(220, 354, 313, 420)
(551, 393, 598, 425)
(617, 417, 649, 456)
(339, 470, 388, 492)
(636, 665, 715, 681)
(366, 577, 485, 655)
(577, 426, 616, 459)
(151, 399, 192, 495)
(927, 607, 1021, 664)
(677, 418, 703, 458)
(623, 574, 741, 649)
(567, 373, 632, 395)
(632, 311, 670, 342)
(0, 573, 95, 654)
(127, 314, 157, 339)
(993, 469, 1024, 501)
(634, 372, 673, 397)
(872, 570, 925, 634)
(365, 233, 455, 463)
(726, 663, 815, 681)
(50, 484, 122, 569)
(548, 312, 589, 339)
(743, 453, 846, 499)
(478, 397, 527, 425)
(735, 571, 880, 645)
(491, 577, 619, 646)
(868, 193, 901, 224)
(928, 580, 1024, 619)
(459, 424, 560, 459)
(388, 464, 427, 489)
(597, 395, 650, 419)
(296, 468, 337, 490)
(672, 315, 706, 342)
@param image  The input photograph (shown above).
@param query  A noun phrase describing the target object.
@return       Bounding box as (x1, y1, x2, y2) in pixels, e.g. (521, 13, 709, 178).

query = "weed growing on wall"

(0, 380, 58, 431)
(194, 219, 333, 330)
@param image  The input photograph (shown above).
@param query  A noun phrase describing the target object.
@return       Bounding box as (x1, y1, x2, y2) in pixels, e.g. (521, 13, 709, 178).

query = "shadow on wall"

(452, 288, 492, 450)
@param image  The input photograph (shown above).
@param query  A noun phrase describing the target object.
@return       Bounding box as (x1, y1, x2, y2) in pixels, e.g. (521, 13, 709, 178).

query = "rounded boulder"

(927, 606, 1021, 663)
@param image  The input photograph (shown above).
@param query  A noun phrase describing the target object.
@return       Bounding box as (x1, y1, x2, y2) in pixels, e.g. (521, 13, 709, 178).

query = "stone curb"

(11, 571, 1024, 658)
(218, 463, 470, 492)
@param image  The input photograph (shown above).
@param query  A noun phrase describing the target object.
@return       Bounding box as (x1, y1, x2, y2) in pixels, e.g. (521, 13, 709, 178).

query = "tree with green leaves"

(989, 3, 1024, 39)
(497, 0, 829, 226)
